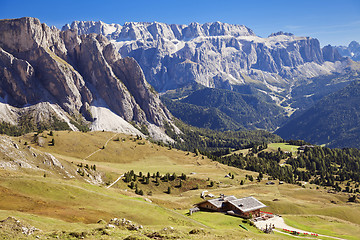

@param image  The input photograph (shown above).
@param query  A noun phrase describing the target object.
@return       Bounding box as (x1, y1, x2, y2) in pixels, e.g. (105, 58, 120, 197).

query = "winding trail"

(106, 174, 124, 188)
(81, 132, 127, 189)
(83, 133, 119, 161)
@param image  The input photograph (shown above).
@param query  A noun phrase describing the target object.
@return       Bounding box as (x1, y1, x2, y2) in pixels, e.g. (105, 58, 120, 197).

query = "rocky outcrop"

(64, 20, 345, 93)
(0, 48, 37, 106)
(0, 17, 174, 141)
(322, 45, 343, 62)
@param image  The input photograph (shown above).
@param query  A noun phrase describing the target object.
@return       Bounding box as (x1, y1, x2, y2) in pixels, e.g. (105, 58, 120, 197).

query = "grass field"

(266, 143, 299, 154)
(0, 131, 358, 239)
(227, 142, 299, 157)
(284, 215, 360, 240)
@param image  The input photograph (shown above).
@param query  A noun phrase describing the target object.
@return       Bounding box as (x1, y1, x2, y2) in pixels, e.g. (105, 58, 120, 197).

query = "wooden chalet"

(195, 195, 267, 219)
(196, 195, 237, 211)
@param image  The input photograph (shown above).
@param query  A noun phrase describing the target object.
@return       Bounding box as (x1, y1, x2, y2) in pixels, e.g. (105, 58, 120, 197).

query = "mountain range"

(63, 21, 347, 95)
(0, 17, 360, 148)
(62, 20, 360, 147)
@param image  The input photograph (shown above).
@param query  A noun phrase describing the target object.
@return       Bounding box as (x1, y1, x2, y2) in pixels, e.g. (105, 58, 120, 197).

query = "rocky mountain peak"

(0, 17, 175, 142)
(322, 44, 343, 62)
(335, 40, 360, 61)
(349, 40, 360, 50)
(0, 17, 66, 56)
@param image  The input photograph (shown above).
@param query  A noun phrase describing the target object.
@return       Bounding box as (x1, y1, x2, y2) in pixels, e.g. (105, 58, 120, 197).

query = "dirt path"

(254, 215, 347, 240)
(83, 133, 119, 161)
(106, 174, 124, 188)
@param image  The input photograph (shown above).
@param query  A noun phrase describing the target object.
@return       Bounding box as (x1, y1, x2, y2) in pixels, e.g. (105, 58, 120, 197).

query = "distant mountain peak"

(335, 40, 360, 61)
(268, 31, 294, 37)
(349, 40, 360, 48)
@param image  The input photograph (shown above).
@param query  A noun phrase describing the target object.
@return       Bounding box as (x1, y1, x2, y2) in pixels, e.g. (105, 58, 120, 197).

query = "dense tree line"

(288, 147, 360, 186)
(203, 144, 360, 193)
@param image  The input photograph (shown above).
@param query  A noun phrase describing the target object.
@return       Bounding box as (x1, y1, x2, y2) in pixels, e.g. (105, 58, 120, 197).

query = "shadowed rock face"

(0, 17, 173, 136)
(64, 21, 344, 92)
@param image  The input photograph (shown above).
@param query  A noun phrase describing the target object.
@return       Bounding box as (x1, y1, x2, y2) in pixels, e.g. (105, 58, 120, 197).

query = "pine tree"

(135, 184, 138, 194)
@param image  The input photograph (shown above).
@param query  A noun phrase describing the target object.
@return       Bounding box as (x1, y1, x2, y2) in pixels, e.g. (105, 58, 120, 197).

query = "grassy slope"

(226, 142, 300, 157)
(0, 131, 358, 239)
(284, 215, 360, 240)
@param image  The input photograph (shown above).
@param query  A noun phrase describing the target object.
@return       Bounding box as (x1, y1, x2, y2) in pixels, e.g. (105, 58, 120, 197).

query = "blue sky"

(1, 0, 359, 46)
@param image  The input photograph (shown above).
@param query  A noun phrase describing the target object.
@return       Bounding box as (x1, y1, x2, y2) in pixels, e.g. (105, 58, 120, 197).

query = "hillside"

(164, 88, 287, 131)
(161, 97, 242, 130)
(0, 131, 359, 239)
(282, 71, 360, 112)
(276, 80, 360, 148)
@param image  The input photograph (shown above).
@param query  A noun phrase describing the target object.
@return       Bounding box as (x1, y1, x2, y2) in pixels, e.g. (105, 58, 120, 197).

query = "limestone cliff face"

(0, 17, 174, 140)
(64, 21, 345, 93)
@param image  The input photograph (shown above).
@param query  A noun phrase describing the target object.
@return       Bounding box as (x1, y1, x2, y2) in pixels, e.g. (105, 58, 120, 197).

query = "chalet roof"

(207, 195, 237, 209)
(228, 196, 267, 213)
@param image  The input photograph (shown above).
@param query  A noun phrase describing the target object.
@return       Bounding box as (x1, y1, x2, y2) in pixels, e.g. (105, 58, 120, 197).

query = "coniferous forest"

(164, 120, 360, 193)
(206, 146, 360, 193)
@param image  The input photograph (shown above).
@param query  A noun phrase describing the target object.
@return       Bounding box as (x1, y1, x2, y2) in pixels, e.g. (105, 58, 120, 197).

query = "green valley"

(0, 131, 358, 239)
